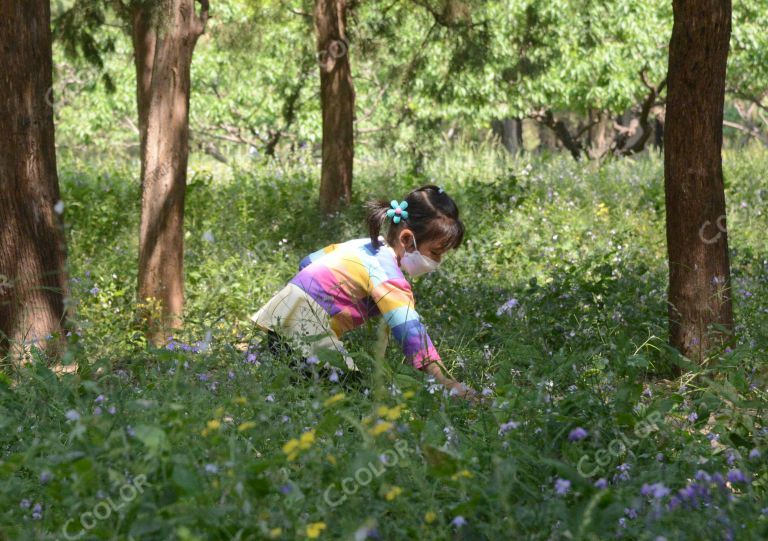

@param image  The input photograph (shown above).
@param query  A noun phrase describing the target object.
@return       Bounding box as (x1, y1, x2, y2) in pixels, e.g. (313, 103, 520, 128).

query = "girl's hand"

(445, 380, 483, 405)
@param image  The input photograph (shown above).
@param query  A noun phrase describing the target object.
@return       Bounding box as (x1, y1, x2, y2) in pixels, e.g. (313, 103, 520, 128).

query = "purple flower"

(667, 496, 681, 511)
(687, 411, 698, 423)
(450, 516, 467, 528)
(306, 355, 320, 365)
(749, 448, 760, 459)
(228, 370, 235, 380)
(594, 478, 608, 489)
(94, 394, 105, 404)
(568, 427, 588, 442)
(20, 499, 31, 509)
(245, 352, 260, 364)
(656, 453, 664, 462)
(624, 507, 638, 519)
(204, 463, 218, 474)
(39, 471, 53, 484)
(108, 405, 116, 415)
(279, 484, 292, 494)
(64, 410, 80, 422)
(554, 478, 571, 495)
(726, 469, 747, 484)
(498, 420, 520, 436)
(496, 298, 519, 316)
(90, 286, 100, 295)
(93, 406, 102, 416)
(198, 373, 209, 382)
(694, 470, 711, 483)
(641, 482, 670, 499)
(32, 502, 42, 520)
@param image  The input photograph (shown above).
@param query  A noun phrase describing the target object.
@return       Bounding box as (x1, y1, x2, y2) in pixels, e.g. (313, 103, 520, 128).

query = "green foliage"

(3, 147, 768, 539)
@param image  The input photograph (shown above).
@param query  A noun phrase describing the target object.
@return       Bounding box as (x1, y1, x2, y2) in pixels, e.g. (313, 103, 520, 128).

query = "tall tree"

(664, 0, 734, 365)
(315, 0, 355, 213)
(0, 0, 69, 360)
(131, 0, 209, 345)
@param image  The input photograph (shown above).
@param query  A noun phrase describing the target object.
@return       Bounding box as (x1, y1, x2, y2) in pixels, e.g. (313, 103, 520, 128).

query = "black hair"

(364, 184, 465, 252)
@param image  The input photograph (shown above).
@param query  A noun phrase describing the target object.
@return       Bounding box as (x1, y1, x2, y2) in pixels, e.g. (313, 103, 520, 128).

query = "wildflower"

(496, 298, 519, 316)
(451, 469, 473, 480)
(368, 421, 393, 436)
(324, 393, 346, 408)
(594, 478, 608, 489)
(20, 499, 31, 509)
(39, 471, 53, 484)
(266, 394, 275, 402)
(568, 427, 588, 442)
(498, 420, 520, 436)
(94, 395, 105, 404)
(283, 429, 316, 460)
(238, 421, 256, 432)
(306, 522, 326, 538)
(687, 411, 698, 423)
(93, 406, 102, 416)
(554, 478, 571, 495)
(198, 373, 210, 382)
(32, 503, 42, 520)
(202, 419, 221, 437)
(204, 463, 218, 474)
(424, 511, 437, 524)
(641, 482, 670, 499)
(749, 448, 761, 459)
(202, 230, 214, 243)
(90, 286, 100, 295)
(384, 486, 402, 501)
(624, 507, 638, 519)
(402, 390, 415, 399)
(656, 453, 664, 461)
(279, 484, 292, 494)
(726, 469, 747, 484)
(376, 404, 403, 420)
(450, 516, 467, 528)
(64, 410, 80, 422)
(269, 528, 282, 538)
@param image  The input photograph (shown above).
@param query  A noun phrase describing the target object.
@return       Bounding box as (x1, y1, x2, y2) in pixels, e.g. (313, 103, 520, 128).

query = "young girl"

(250, 184, 477, 401)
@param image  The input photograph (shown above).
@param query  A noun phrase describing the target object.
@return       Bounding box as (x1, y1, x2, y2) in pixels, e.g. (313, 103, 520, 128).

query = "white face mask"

(399, 236, 440, 277)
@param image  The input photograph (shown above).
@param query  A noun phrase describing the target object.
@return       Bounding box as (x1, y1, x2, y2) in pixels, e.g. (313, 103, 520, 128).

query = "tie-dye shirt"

(252, 237, 440, 370)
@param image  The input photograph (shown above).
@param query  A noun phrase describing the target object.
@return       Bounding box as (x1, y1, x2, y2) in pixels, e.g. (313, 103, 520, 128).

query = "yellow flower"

(451, 469, 474, 480)
(368, 421, 393, 436)
(234, 396, 248, 405)
(282, 438, 300, 460)
(238, 421, 257, 432)
(326, 454, 337, 465)
(403, 390, 415, 399)
(384, 486, 402, 501)
(269, 527, 282, 539)
(202, 418, 222, 436)
(323, 393, 346, 407)
(424, 511, 437, 523)
(596, 202, 609, 218)
(377, 404, 403, 420)
(306, 522, 326, 538)
(299, 429, 316, 448)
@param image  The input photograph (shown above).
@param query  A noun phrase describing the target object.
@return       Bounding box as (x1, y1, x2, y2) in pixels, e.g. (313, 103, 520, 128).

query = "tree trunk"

(0, 0, 69, 361)
(664, 0, 734, 365)
(315, 0, 355, 213)
(492, 118, 523, 154)
(133, 0, 208, 345)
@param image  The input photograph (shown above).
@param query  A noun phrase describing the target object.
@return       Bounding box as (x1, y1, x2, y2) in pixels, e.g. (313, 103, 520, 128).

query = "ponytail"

(364, 199, 392, 249)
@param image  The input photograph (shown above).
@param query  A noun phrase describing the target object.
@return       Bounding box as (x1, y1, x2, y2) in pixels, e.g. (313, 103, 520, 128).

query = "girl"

(250, 184, 477, 401)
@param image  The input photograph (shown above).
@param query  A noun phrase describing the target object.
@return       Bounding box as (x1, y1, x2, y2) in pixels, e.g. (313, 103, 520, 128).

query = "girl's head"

(365, 184, 465, 266)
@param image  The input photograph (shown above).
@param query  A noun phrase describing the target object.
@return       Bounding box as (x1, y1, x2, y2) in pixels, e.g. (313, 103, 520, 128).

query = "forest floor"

(2, 146, 767, 540)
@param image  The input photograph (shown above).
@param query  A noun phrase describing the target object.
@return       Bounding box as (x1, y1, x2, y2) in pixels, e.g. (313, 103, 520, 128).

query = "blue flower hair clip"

(386, 199, 409, 223)
(438, 186, 445, 194)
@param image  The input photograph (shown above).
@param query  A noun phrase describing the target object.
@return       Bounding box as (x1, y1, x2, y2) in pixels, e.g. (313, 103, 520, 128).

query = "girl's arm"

(370, 278, 479, 402)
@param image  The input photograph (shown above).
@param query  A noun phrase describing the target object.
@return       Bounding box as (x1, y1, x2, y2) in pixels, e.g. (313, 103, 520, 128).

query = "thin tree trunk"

(133, 0, 208, 345)
(664, 0, 734, 365)
(315, 0, 355, 213)
(0, 0, 69, 361)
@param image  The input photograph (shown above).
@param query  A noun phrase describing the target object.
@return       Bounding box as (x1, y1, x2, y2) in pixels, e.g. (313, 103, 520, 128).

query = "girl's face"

(394, 228, 448, 264)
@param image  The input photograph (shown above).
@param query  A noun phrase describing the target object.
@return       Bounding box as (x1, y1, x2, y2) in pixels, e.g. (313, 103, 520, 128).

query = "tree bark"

(133, 0, 208, 345)
(0, 0, 69, 361)
(664, 0, 734, 365)
(315, 0, 355, 213)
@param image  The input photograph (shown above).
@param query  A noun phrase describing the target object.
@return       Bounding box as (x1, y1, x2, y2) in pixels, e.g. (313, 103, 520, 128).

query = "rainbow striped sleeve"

(369, 277, 441, 370)
(298, 243, 340, 271)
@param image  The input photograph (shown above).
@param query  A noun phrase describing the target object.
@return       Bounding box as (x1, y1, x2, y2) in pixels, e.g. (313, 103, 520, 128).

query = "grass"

(1, 144, 767, 540)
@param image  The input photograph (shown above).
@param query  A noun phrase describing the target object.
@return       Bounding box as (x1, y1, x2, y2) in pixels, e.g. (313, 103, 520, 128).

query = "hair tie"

(386, 199, 409, 224)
